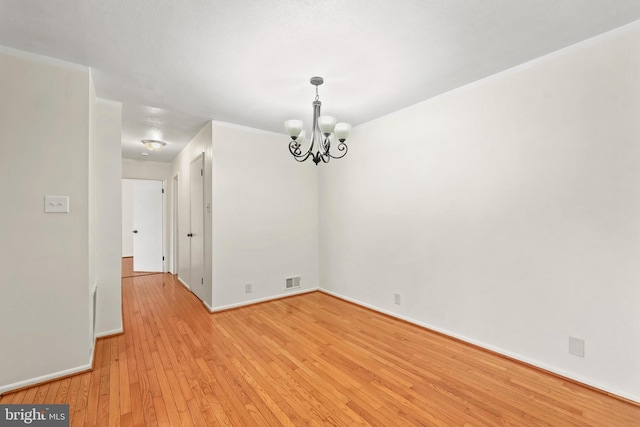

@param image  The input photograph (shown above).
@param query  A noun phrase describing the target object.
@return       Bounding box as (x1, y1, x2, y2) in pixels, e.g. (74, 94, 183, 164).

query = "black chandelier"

(285, 77, 351, 165)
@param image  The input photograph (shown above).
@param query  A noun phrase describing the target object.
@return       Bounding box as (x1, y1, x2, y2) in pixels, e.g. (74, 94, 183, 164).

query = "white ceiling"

(1, 1, 640, 163)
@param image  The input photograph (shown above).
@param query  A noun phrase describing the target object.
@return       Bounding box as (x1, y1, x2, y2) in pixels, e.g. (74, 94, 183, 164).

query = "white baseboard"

(208, 287, 319, 313)
(177, 277, 190, 290)
(91, 334, 96, 361)
(0, 363, 92, 395)
(95, 327, 123, 338)
(318, 289, 640, 404)
(202, 300, 213, 312)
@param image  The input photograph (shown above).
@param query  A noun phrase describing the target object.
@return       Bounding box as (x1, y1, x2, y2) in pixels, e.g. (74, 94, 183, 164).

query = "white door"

(132, 179, 164, 272)
(189, 154, 205, 300)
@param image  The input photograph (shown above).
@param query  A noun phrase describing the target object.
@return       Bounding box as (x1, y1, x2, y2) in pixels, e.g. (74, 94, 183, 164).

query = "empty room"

(1, 1, 639, 425)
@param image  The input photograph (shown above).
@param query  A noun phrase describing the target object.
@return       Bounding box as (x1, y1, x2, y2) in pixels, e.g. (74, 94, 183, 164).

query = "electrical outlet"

(394, 293, 401, 305)
(44, 195, 69, 213)
(569, 336, 585, 358)
(245, 283, 252, 293)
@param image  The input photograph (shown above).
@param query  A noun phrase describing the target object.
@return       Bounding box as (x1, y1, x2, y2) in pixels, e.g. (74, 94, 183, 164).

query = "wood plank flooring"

(2, 272, 639, 426)
(121, 257, 162, 278)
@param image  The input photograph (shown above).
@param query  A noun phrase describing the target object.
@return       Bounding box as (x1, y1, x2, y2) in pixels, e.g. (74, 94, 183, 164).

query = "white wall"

(318, 23, 640, 401)
(122, 159, 173, 180)
(170, 121, 319, 311)
(210, 122, 319, 310)
(0, 48, 92, 392)
(88, 71, 97, 355)
(93, 99, 123, 337)
(122, 159, 172, 272)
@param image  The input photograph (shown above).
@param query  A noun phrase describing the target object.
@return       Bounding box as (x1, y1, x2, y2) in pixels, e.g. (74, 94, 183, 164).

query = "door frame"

(189, 153, 206, 301)
(172, 173, 179, 275)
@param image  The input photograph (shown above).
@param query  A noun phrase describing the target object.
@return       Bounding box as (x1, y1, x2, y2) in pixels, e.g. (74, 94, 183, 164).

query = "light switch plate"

(45, 195, 69, 213)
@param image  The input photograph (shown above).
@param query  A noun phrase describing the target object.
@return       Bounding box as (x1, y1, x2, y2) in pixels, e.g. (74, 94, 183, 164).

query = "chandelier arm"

(289, 140, 313, 162)
(317, 135, 327, 154)
(288, 140, 302, 156)
(327, 140, 348, 159)
(293, 152, 313, 162)
(325, 137, 334, 161)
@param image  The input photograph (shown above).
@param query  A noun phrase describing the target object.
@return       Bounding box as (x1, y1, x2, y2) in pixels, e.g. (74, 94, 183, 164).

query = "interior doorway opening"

(122, 178, 164, 274)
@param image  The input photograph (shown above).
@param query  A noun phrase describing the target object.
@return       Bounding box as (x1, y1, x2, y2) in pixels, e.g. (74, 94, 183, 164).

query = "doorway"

(122, 179, 164, 273)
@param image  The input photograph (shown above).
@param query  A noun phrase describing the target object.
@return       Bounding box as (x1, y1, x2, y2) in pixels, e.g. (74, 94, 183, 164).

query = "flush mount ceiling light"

(141, 139, 166, 151)
(285, 77, 351, 165)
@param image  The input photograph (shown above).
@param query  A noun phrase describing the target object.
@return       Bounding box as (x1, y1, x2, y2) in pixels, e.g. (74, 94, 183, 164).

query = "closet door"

(189, 154, 205, 301)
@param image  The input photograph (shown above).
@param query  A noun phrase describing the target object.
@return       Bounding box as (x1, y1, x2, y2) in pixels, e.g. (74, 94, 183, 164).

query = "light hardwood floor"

(2, 272, 639, 426)
(121, 257, 162, 278)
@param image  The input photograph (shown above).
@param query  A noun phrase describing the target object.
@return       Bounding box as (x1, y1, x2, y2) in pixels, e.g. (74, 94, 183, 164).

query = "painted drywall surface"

(122, 159, 172, 273)
(210, 122, 319, 309)
(94, 99, 123, 336)
(88, 71, 97, 353)
(89, 70, 97, 300)
(0, 49, 91, 388)
(171, 122, 213, 304)
(122, 159, 173, 180)
(319, 23, 640, 400)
